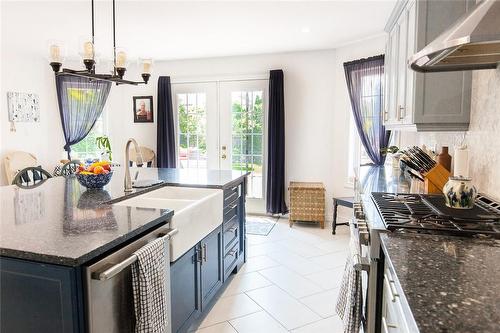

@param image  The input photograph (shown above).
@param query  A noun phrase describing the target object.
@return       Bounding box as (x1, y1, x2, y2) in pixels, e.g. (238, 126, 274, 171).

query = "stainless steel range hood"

(409, 0, 500, 72)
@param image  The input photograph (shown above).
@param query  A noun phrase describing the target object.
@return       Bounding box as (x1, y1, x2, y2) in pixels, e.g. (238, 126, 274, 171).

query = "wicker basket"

(288, 181, 325, 228)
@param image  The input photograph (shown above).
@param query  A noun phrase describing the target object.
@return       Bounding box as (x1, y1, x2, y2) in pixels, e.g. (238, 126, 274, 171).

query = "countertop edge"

(0, 210, 174, 267)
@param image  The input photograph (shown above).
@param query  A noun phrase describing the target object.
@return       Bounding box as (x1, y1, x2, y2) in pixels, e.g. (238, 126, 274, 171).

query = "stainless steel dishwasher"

(84, 225, 177, 333)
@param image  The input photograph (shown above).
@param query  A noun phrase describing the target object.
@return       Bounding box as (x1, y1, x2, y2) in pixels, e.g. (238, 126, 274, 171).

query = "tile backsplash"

(400, 68, 500, 200)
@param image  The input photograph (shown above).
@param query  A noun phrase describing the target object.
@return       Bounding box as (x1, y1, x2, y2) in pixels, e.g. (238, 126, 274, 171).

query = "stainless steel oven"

(84, 226, 177, 333)
(351, 201, 385, 333)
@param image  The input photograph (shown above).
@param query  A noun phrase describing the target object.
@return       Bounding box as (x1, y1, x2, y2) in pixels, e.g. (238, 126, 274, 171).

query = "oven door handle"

(349, 221, 370, 272)
(91, 228, 178, 281)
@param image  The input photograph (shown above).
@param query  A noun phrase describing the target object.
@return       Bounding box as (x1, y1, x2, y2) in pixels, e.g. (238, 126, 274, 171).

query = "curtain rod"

(343, 54, 385, 67)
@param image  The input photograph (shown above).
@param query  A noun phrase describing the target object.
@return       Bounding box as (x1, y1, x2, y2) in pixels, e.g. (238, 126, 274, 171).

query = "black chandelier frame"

(49, 0, 150, 85)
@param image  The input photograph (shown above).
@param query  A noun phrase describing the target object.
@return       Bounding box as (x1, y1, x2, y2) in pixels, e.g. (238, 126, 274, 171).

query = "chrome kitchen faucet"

(124, 138, 144, 192)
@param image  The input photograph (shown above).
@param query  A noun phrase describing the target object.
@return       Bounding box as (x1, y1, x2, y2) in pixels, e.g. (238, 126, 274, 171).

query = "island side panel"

(0, 257, 85, 333)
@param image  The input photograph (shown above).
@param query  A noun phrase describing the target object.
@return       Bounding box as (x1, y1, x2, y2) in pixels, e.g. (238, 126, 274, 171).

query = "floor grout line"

(243, 285, 308, 332)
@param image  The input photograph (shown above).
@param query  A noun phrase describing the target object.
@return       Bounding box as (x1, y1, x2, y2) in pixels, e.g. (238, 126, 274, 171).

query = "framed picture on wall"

(133, 96, 154, 123)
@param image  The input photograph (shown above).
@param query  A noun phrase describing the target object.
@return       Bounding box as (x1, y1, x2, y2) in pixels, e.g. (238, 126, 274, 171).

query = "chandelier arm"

(91, 0, 95, 44)
(112, 0, 117, 76)
(57, 71, 145, 86)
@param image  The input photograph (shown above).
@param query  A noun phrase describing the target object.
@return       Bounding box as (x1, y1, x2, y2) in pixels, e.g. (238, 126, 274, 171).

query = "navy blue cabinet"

(170, 247, 200, 333)
(200, 226, 223, 310)
(222, 180, 246, 280)
(170, 226, 223, 332)
(170, 180, 246, 332)
(0, 257, 84, 333)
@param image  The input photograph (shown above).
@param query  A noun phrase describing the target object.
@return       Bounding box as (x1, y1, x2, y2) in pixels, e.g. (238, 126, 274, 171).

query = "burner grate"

(371, 192, 500, 238)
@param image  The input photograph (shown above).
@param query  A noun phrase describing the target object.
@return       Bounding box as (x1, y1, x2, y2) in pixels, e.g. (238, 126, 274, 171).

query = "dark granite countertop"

(0, 167, 248, 266)
(359, 165, 500, 332)
(381, 233, 500, 333)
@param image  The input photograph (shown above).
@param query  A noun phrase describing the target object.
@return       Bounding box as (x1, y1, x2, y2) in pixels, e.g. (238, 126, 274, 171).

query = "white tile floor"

(193, 216, 350, 333)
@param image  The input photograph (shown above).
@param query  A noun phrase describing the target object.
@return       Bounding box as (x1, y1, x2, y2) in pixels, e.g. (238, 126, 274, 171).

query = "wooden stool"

(332, 197, 353, 234)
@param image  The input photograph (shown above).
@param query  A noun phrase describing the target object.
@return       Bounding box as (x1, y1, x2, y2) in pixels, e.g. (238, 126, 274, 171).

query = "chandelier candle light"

(49, 0, 152, 85)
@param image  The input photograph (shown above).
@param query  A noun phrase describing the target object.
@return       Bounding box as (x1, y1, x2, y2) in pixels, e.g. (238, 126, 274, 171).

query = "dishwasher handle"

(91, 228, 178, 281)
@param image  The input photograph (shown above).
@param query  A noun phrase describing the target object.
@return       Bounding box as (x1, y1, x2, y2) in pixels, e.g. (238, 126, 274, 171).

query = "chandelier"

(48, 0, 152, 85)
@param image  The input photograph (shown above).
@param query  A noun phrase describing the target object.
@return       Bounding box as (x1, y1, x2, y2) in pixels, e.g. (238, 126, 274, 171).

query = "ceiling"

(2, 0, 397, 61)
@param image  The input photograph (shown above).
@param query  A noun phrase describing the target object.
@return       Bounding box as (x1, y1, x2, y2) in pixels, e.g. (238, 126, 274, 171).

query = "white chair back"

(129, 146, 156, 167)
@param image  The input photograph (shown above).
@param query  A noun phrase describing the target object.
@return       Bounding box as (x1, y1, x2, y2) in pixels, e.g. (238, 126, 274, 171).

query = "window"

(347, 73, 384, 185)
(176, 93, 207, 169)
(71, 114, 105, 160)
(231, 91, 264, 198)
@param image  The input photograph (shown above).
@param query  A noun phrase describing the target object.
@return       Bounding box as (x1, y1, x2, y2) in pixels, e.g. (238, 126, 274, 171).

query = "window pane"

(177, 92, 207, 169)
(230, 90, 264, 198)
(71, 116, 104, 160)
(253, 135, 262, 155)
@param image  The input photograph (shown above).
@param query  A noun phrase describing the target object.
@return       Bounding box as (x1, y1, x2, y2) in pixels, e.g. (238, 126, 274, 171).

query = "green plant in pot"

(96, 136, 113, 161)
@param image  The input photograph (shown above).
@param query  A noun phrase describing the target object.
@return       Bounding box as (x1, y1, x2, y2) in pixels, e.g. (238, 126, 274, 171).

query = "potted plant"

(381, 145, 401, 169)
(96, 136, 113, 161)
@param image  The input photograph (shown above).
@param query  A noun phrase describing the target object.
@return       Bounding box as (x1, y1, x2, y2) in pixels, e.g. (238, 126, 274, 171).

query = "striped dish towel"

(132, 237, 169, 333)
(335, 238, 363, 333)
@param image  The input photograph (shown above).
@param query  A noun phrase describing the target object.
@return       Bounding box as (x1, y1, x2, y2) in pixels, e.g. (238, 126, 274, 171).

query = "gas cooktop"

(371, 192, 500, 238)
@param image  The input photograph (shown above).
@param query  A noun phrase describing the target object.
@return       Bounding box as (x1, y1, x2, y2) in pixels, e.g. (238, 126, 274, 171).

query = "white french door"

(171, 79, 268, 213)
(219, 80, 268, 213)
(171, 82, 219, 169)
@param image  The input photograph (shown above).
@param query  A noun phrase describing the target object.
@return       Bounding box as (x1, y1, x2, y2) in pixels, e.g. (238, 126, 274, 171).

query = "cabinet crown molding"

(385, 0, 410, 32)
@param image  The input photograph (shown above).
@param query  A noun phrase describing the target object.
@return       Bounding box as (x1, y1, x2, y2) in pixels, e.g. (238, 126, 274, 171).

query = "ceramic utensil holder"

(423, 164, 451, 194)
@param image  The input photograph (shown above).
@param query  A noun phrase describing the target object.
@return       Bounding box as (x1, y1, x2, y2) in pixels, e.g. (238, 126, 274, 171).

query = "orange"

(93, 166, 105, 174)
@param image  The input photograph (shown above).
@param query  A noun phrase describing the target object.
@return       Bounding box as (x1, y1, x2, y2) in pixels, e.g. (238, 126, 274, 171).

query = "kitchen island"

(0, 167, 249, 333)
(359, 165, 500, 333)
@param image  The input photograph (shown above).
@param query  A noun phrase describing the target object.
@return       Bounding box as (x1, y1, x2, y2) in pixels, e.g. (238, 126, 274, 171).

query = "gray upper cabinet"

(384, 0, 473, 131)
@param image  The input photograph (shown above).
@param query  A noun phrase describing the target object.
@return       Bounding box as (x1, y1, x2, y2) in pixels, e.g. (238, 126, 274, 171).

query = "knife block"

(423, 164, 451, 194)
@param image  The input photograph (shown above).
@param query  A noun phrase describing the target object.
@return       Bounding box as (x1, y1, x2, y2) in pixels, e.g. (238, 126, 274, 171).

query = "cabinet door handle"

(382, 317, 398, 331)
(384, 273, 399, 302)
(228, 250, 237, 257)
(202, 243, 207, 262)
(225, 203, 238, 213)
(195, 247, 202, 263)
(398, 105, 405, 120)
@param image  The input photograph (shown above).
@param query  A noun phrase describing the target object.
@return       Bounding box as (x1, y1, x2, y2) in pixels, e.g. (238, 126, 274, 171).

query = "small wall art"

(133, 96, 154, 123)
(7, 92, 40, 122)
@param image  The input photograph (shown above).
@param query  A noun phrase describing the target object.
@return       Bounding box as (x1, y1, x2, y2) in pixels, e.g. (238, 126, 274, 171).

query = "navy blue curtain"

(266, 69, 288, 215)
(56, 74, 111, 159)
(157, 76, 176, 168)
(344, 55, 390, 165)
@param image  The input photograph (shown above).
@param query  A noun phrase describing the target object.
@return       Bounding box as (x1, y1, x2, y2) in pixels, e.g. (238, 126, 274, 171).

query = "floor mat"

(246, 215, 278, 236)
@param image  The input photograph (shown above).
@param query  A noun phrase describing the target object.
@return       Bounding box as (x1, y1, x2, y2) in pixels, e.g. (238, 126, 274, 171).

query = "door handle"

(221, 154, 227, 160)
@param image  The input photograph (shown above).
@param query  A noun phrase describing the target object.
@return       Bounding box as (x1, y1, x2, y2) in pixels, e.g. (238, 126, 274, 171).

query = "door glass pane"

(231, 90, 264, 198)
(177, 93, 207, 169)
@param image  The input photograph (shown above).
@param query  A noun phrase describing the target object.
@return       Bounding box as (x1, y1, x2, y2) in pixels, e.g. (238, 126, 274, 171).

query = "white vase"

(443, 176, 478, 209)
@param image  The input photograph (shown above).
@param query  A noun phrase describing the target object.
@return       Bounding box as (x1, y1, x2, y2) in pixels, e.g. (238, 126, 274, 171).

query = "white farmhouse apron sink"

(114, 186, 223, 261)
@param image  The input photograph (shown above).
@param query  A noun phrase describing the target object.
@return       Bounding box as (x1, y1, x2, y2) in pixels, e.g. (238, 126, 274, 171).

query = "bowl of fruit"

(76, 161, 113, 189)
